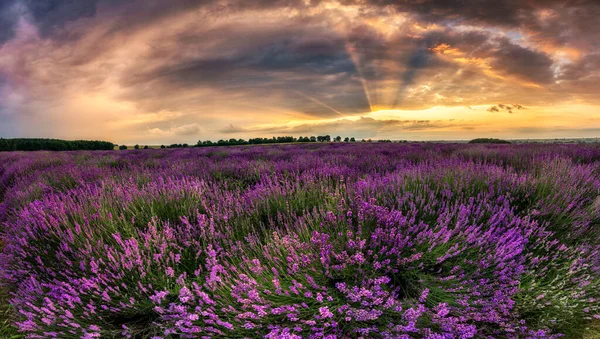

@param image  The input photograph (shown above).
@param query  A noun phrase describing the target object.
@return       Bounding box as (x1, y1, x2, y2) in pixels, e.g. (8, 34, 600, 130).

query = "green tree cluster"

(468, 138, 511, 144)
(0, 138, 114, 152)
(195, 135, 357, 147)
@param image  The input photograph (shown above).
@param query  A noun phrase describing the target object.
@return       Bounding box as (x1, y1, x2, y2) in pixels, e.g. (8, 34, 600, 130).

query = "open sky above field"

(0, 0, 599, 144)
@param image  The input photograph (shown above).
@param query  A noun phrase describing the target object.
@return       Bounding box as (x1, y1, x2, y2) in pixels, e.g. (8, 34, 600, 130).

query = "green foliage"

(468, 138, 511, 144)
(168, 143, 189, 148)
(195, 135, 344, 147)
(0, 138, 115, 152)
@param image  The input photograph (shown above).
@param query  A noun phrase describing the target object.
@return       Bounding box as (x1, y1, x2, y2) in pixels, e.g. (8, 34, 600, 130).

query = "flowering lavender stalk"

(0, 143, 598, 338)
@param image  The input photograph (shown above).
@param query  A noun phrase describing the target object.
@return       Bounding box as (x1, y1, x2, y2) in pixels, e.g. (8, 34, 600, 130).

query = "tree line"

(0, 138, 115, 152)
(118, 136, 410, 149)
(194, 135, 359, 147)
(0, 136, 409, 152)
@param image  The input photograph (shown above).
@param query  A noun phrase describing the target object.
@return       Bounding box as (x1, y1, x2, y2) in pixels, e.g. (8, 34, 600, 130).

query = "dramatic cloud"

(0, 0, 598, 143)
(0, 1, 20, 45)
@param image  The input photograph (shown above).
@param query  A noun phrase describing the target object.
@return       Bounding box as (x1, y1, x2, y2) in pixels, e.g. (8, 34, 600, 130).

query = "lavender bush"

(0, 143, 599, 338)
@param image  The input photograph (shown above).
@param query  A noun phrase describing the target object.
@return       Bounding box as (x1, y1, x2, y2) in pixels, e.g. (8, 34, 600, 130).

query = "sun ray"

(293, 90, 346, 117)
(344, 41, 374, 112)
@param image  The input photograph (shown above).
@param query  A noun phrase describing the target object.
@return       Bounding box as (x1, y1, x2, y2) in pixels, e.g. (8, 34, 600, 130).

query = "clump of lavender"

(0, 143, 599, 338)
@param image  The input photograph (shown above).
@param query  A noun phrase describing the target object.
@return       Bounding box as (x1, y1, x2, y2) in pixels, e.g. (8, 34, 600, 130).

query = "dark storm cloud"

(0, 0, 322, 44)
(18, 0, 596, 60)
(0, 1, 366, 119)
(0, 0, 135, 43)
(425, 30, 555, 85)
(0, 0, 108, 44)
(253, 37, 354, 73)
(343, 0, 526, 27)
(346, 25, 556, 107)
(115, 20, 371, 117)
(345, 0, 599, 30)
(520, 1, 600, 53)
(2, 0, 589, 110)
(390, 31, 457, 108)
(558, 53, 600, 81)
(372, 0, 600, 59)
(402, 47, 433, 84)
(22, 0, 105, 35)
(488, 38, 554, 84)
(0, 1, 19, 44)
(138, 35, 353, 86)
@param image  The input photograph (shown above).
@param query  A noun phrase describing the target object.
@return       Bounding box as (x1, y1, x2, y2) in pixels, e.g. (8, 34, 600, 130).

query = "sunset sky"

(0, 0, 599, 144)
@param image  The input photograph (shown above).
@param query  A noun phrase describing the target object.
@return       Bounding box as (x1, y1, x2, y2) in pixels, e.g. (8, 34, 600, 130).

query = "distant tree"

(272, 136, 294, 143)
(171, 135, 349, 148)
(344, 137, 349, 142)
(134, 144, 140, 150)
(468, 138, 511, 144)
(0, 138, 115, 152)
(168, 143, 190, 148)
(197, 140, 214, 147)
(248, 138, 262, 145)
(119, 145, 128, 150)
(143, 145, 149, 149)
(334, 136, 342, 142)
(350, 137, 356, 142)
(160, 145, 166, 148)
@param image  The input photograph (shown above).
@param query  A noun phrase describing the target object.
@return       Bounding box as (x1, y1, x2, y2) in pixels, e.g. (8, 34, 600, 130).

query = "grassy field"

(0, 143, 599, 338)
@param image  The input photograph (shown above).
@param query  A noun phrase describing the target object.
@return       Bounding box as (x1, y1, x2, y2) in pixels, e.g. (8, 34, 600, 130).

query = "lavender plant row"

(0, 143, 599, 338)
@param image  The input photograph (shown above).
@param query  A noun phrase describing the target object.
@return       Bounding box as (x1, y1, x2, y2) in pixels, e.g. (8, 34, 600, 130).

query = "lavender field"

(0, 143, 599, 339)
